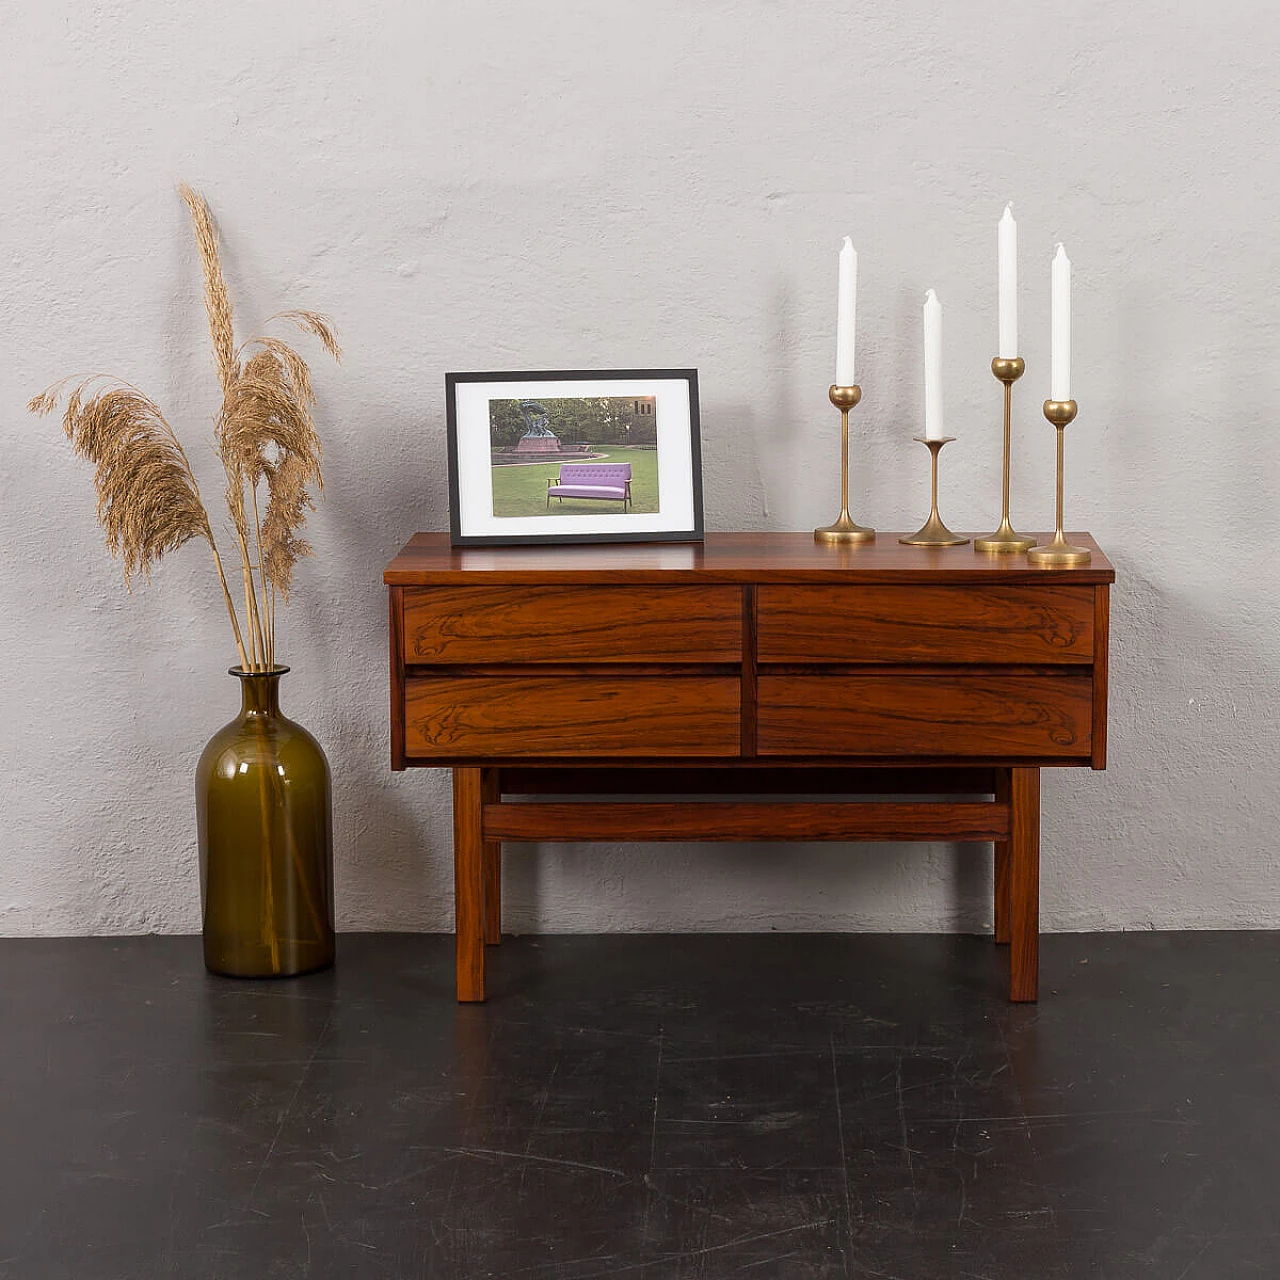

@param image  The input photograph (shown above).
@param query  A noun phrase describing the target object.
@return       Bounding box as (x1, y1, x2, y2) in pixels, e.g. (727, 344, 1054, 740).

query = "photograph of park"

(488, 395, 660, 518)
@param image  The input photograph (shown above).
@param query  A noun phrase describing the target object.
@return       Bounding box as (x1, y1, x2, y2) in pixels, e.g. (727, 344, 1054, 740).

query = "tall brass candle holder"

(900, 436, 968, 547)
(975, 356, 1036, 553)
(814, 384, 875, 543)
(1027, 399, 1091, 566)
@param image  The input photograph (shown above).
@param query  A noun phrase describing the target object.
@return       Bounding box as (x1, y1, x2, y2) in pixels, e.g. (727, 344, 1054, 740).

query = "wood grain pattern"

(761, 663, 1091, 679)
(385, 532, 1117, 587)
(1093, 585, 1110, 770)
(452, 768, 485, 1002)
(407, 676, 741, 758)
(1009, 767, 1040, 1002)
(741, 585, 757, 757)
(405, 663, 737, 679)
(482, 769, 501, 946)
(404, 585, 742, 663)
(484, 801, 1009, 843)
(757, 584, 1094, 664)
(388, 586, 406, 771)
(426, 752, 1091, 770)
(757, 674, 1093, 759)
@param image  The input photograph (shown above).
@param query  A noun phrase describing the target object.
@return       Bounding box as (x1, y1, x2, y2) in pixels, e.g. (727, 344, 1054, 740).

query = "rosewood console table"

(385, 532, 1114, 1004)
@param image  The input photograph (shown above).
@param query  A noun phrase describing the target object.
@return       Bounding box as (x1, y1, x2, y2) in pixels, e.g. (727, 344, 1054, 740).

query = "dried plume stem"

(179, 184, 273, 672)
(28, 377, 251, 670)
(182, 188, 339, 671)
(178, 184, 237, 398)
(221, 320, 340, 667)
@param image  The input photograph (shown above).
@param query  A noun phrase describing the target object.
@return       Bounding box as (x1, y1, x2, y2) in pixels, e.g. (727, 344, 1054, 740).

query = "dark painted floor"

(1, 932, 1278, 1279)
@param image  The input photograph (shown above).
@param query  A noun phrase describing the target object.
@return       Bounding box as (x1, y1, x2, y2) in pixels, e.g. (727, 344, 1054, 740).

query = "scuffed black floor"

(2, 931, 1279, 1278)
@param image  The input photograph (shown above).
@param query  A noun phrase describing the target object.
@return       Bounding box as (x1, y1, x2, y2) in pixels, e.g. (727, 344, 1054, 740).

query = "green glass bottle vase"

(196, 666, 335, 977)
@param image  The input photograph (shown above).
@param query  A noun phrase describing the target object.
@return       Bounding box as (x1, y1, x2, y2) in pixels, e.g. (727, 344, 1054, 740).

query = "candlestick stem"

(1055, 421, 1064, 531)
(900, 437, 967, 547)
(975, 356, 1036, 553)
(1027, 399, 1091, 566)
(1002, 378, 1012, 513)
(814, 385, 874, 543)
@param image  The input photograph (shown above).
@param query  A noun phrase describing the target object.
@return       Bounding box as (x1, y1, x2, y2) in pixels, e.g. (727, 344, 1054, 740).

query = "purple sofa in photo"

(546, 463, 632, 510)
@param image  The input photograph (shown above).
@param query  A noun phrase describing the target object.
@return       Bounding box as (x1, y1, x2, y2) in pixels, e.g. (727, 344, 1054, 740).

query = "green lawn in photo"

(489, 448, 660, 518)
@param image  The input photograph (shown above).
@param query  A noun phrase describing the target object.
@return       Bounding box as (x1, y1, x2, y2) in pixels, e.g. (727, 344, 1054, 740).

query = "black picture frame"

(445, 368, 703, 547)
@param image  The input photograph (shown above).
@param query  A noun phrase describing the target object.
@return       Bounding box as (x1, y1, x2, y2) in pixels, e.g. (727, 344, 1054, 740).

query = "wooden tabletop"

(385, 532, 1115, 586)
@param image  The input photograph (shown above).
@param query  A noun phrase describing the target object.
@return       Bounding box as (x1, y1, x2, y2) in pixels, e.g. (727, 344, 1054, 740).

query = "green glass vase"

(196, 666, 334, 977)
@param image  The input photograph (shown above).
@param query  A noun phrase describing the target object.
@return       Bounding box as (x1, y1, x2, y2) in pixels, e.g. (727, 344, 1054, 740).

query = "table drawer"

(756, 585, 1094, 664)
(404, 585, 742, 664)
(405, 675, 741, 758)
(757, 673, 1092, 758)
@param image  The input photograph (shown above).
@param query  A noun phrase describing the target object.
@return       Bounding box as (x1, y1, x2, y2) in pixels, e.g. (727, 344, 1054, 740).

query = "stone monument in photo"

(514, 399, 561, 454)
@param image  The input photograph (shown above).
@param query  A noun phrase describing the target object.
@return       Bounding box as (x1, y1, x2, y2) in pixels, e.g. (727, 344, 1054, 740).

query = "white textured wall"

(3, 0, 1277, 937)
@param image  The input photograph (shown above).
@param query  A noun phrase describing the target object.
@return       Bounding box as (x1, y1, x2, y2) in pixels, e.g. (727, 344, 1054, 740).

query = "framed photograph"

(445, 369, 703, 546)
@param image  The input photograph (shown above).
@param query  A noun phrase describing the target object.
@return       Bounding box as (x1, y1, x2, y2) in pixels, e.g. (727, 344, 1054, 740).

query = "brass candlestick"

(1027, 399, 1091, 566)
(975, 356, 1036, 553)
(814, 384, 875, 543)
(900, 436, 968, 547)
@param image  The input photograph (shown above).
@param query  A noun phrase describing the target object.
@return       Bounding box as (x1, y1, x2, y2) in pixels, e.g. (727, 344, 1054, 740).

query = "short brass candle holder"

(975, 356, 1037, 554)
(1027, 399, 1091, 567)
(814, 384, 875, 544)
(900, 436, 968, 547)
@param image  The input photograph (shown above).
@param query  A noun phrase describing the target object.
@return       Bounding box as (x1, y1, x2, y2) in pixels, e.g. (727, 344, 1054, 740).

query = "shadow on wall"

(0, 463, 241, 934)
(489, 835, 995, 936)
(701, 399, 768, 531)
(1042, 545, 1280, 931)
(288, 392, 458, 934)
(761, 277, 803, 527)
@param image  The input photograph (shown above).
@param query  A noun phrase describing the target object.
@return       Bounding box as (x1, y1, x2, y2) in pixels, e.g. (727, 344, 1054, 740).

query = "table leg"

(1009, 766, 1040, 1002)
(452, 767, 486, 1002)
(994, 768, 1011, 945)
(482, 768, 502, 946)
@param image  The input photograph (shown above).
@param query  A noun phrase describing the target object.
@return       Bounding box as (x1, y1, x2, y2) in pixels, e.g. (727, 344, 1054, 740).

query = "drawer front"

(756, 585, 1094, 664)
(757, 674, 1092, 759)
(406, 676, 741, 758)
(404, 585, 742, 664)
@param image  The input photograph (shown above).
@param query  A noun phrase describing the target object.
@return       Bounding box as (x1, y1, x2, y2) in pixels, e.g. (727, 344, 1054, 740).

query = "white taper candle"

(998, 203, 1017, 358)
(923, 289, 943, 439)
(836, 237, 857, 385)
(1051, 243, 1071, 400)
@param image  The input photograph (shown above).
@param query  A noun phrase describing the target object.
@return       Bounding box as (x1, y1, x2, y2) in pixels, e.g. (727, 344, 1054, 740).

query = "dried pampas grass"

(31, 376, 210, 583)
(31, 185, 340, 673)
(178, 183, 238, 397)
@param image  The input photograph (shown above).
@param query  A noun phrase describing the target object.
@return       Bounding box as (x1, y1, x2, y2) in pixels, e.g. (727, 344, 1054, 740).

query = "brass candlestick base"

(815, 384, 875, 544)
(900, 437, 968, 547)
(1027, 399, 1091, 567)
(975, 356, 1036, 554)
